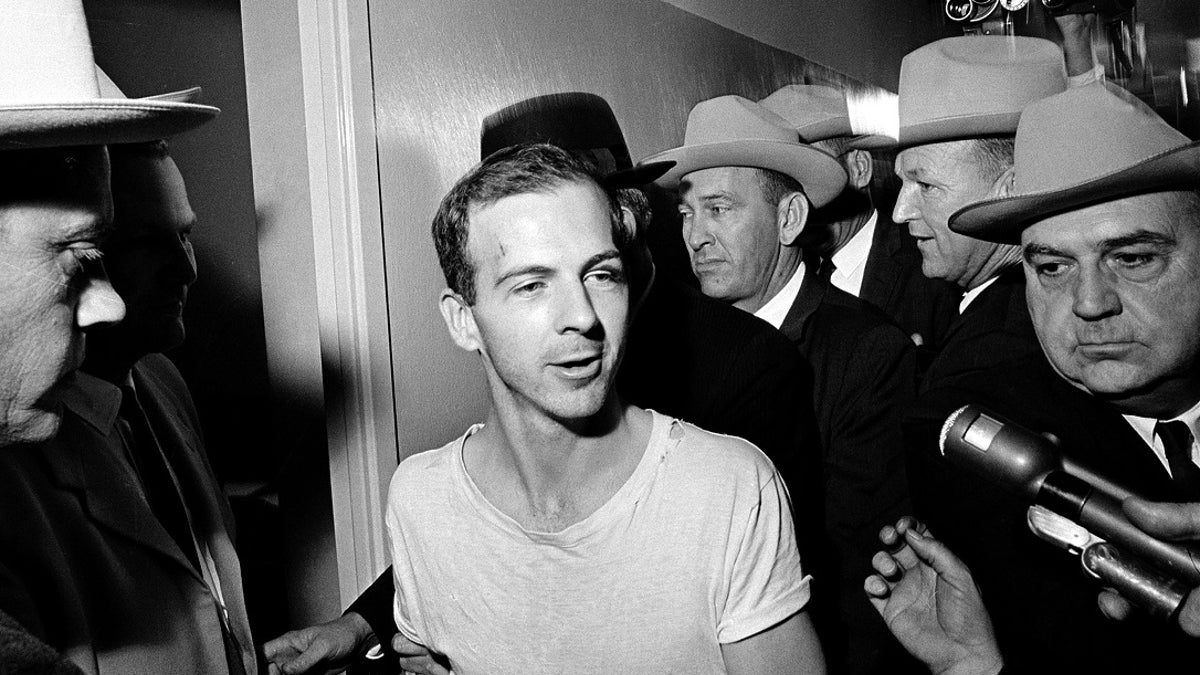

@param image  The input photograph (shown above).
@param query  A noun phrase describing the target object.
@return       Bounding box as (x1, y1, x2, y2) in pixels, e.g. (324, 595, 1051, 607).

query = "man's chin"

(0, 404, 64, 447)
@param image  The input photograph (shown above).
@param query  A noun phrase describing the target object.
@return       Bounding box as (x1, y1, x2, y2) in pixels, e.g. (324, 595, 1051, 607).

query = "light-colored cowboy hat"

(759, 84, 896, 150)
(640, 95, 846, 207)
(0, 0, 219, 150)
(897, 36, 1066, 147)
(950, 83, 1200, 244)
(480, 92, 672, 188)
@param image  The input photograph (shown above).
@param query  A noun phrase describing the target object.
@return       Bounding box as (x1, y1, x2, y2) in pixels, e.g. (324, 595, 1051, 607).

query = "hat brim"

(897, 111, 1020, 148)
(949, 141, 1200, 244)
(848, 134, 897, 150)
(642, 139, 847, 208)
(604, 160, 674, 189)
(0, 98, 219, 150)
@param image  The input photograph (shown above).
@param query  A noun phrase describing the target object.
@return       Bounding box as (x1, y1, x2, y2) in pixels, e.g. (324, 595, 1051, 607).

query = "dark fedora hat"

(480, 92, 672, 188)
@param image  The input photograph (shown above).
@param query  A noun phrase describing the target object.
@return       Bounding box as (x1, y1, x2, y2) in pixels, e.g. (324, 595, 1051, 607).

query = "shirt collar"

(753, 261, 806, 329)
(958, 274, 1000, 314)
(57, 370, 123, 433)
(830, 210, 877, 275)
(1122, 396, 1200, 472)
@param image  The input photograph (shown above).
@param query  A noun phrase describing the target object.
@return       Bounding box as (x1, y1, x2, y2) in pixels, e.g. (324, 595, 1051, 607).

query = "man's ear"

(619, 205, 639, 238)
(845, 149, 874, 191)
(439, 289, 483, 353)
(777, 192, 810, 246)
(990, 165, 1016, 199)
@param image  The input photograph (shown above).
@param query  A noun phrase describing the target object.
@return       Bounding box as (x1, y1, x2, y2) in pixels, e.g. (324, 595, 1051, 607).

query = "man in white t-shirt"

(384, 143, 823, 674)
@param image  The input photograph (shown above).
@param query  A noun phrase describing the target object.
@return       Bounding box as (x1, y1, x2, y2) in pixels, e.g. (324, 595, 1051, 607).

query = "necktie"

(1155, 420, 1200, 500)
(118, 385, 201, 572)
(818, 257, 837, 282)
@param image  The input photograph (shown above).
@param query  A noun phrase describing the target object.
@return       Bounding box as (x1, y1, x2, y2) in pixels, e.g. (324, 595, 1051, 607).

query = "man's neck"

(963, 244, 1021, 292)
(81, 350, 139, 387)
(827, 206, 875, 257)
(466, 397, 649, 532)
(737, 247, 803, 314)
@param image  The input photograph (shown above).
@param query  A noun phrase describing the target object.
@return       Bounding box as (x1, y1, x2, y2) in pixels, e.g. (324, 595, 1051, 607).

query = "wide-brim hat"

(759, 84, 896, 150)
(950, 83, 1200, 243)
(0, 0, 219, 151)
(897, 36, 1066, 147)
(480, 92, 671, 189)
(639, 95, 846, 208)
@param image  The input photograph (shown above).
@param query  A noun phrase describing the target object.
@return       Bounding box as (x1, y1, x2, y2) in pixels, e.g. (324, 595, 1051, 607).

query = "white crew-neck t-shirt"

(385, 411, 810, 674)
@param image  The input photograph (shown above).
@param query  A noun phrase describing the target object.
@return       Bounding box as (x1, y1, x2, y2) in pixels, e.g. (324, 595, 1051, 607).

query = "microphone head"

(939, 405, 1062, 500)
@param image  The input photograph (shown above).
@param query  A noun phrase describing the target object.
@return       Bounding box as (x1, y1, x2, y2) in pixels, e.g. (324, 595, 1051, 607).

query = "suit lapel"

(778, 261, 825, 344)
(859, 213, 903, 311)
(42, 373, 205, 582)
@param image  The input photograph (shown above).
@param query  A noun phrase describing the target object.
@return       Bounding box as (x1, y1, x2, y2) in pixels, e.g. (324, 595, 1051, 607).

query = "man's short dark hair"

(966, 137, 1015, 183)
(431, 143, 629, 305)
(109, 139, 171, 163)
(754, 168, 806, 207)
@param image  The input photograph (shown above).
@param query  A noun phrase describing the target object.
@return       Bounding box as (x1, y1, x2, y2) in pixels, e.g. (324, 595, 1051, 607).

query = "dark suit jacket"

(351, 277, 813, 659)
(777, 264, 920, 675)
(858, 210, 960, 363)
(905, 352, 1196, 673)
(920, 264, 1042, 394)
(0, 355, 255, 674)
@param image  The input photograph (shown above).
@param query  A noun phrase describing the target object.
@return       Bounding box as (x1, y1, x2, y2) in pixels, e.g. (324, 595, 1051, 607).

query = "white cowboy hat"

(950, 83, 1200, 243)
(759, 84, 896, 150)
(639, 95, 846, 207)
(897, 36, 1066, 147)
(0, 0, 219, 150)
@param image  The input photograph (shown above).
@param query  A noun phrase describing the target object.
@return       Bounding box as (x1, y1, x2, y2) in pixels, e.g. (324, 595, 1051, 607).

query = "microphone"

(939, 405, 1200, 586)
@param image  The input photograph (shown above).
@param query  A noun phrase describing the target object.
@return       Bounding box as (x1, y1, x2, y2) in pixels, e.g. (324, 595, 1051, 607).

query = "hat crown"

(480, 92, 632, 168)
(683, 96, 799, 146)
(758, 85, 850, 142)
(0, 0, 101, 104)
(1014, 84, 1190, 196)
(898, 36, 1066, 145)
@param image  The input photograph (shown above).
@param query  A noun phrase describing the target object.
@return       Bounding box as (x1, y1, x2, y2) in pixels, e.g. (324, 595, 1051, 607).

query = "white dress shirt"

(829, 211, 877, 298)
(1122, 397, 1200, 477)
(753, 261, 806, 330)
(958, 274, 1000, 314)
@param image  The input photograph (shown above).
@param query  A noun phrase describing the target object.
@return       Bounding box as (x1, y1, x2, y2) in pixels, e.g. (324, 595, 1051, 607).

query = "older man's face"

(1023, 191, 1200, 416)
(678, 167, 784, 313)
(894, 140, 1007, 288)
(0, 146, 126, 445)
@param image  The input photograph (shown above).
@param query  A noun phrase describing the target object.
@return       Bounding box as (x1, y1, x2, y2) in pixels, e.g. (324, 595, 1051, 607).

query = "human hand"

(1054, 12, 1098, 77)
(864, 517, 1002, 675)
(263, 613, 374, 675)
(393, 633, 451, 675)
(1097, 498, 1200, 637)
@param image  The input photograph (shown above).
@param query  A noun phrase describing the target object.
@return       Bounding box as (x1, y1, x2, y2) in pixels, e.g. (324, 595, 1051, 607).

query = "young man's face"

(0, 146, 126, 445)
(893, 140, 1006, 288)
(678, 166, 784, 313)
(92, 149, 197, 359)
(1023, 191, 1200, 416)
(446, 180, 629, 422)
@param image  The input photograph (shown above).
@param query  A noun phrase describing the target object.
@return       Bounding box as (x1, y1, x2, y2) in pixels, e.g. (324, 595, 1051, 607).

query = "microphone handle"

(1040, 471, 1200, 585)
(1082, 542, 1188, 621)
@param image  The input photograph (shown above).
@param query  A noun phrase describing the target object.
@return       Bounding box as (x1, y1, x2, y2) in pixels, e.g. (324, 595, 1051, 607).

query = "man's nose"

(684, 215, 713, 252)
(892, 184, 919, 225)
(76, 272, 126, 329)
(1071, 265, 1122, 320)
(555, 281, 601, 335)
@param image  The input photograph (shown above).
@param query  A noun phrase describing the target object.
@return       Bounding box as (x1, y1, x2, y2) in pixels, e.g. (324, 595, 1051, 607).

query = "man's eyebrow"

(583, 250, 623, 270)
(1100, 231, 1176, 251)
(493, 264, 555, 289)
(1022, 242, 1065, 262)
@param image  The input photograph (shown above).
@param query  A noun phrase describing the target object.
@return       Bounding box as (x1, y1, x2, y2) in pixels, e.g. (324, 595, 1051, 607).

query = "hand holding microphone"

(939, 405, 1200, 624)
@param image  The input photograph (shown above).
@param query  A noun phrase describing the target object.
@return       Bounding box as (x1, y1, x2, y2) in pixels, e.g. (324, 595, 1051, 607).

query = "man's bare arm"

(720, 611, 825, 675)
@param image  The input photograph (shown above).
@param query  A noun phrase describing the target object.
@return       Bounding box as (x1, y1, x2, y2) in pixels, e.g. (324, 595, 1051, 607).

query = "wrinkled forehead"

(1021, 191, 1197, 252)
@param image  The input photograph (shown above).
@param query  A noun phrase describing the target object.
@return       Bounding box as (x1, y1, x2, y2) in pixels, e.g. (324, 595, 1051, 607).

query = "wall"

(662, 0, 954, 90)
(368, 0, 907, 465)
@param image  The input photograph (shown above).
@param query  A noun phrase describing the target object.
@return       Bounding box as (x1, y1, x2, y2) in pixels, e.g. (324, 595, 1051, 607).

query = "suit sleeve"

(345, 568, 399, 645)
